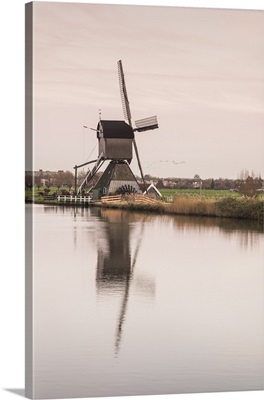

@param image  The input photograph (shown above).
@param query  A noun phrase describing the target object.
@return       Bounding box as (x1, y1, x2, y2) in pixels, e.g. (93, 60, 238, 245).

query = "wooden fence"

(101, 195, 122, 203)
(101, 194, 163, 205)
(57, 195, 92, 204)
(127, 194, 162, 205)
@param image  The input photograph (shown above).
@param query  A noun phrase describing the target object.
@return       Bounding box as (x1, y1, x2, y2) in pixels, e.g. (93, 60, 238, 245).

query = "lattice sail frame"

(117, 60, 159, 189)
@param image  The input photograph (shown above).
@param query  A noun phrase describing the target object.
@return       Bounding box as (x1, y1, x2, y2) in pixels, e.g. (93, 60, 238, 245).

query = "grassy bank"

(159, 188, 240, 198)
(25, 186, 59, 202)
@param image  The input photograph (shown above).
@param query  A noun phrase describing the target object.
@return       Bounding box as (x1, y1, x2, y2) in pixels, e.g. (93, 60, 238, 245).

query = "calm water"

(28, 205, 264, 398)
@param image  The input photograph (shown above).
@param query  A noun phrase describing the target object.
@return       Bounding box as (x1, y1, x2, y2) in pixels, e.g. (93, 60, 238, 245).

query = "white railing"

(164, 196, 174, 203)
(57, 195, 92, 204)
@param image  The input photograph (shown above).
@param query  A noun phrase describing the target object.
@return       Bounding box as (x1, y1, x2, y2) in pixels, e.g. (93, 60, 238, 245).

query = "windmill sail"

(118, 60, 147, 188)
(134, 115, 158, 132)
(117, 60, 132, 125)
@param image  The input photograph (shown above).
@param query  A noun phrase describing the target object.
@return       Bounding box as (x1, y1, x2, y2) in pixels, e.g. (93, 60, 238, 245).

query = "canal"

(27, 204, 264, 398)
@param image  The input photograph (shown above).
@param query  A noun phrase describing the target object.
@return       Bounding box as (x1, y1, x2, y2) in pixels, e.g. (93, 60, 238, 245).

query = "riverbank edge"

(26, 197, 264, 222)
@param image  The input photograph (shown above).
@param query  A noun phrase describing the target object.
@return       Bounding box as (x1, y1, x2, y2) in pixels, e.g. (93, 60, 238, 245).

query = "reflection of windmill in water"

(75, 60, 159, 198)
(96, 209, 155, 355)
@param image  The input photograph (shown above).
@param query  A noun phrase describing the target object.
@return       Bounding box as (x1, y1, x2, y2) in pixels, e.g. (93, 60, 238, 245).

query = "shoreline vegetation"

(100, 196, 264, 222)
(26, 188, 264, 222)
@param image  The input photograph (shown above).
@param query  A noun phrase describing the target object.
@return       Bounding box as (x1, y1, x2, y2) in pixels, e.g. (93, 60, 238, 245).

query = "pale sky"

(31, 1, 264, 179)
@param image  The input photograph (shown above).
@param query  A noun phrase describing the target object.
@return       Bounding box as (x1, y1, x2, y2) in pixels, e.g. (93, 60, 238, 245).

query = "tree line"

(25, 169, 100, 192)
(25, 169, 263, 197)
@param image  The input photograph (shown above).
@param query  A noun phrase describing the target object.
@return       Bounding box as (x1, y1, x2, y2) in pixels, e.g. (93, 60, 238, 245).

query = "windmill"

(74, 60, 159, 198)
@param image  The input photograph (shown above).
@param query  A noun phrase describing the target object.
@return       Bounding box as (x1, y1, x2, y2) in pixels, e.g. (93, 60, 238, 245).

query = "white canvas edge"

(0, 1, 263, 400)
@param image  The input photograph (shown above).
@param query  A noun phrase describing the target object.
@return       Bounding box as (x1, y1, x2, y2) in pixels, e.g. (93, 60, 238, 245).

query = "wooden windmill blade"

(117, 60, 146, 188)
(118, 60, 132, 126)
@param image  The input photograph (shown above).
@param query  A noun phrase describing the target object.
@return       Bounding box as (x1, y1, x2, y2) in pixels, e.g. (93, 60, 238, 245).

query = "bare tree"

(34, 175, 42, 191)
(55, 170, 64, 191)
(64, 170, 75, 190)
(77, 170, 87, 186)
(236, 170, 262, 197)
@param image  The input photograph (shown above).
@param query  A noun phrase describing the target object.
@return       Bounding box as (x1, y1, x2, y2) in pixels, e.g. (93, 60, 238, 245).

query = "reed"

(169, 196, 263, 220)
(103, 195, 264, 221)
(165, 196, 218, 217)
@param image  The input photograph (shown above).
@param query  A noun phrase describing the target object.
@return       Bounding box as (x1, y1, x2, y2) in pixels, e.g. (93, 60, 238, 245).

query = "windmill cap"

(97, 120, 134, 139)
